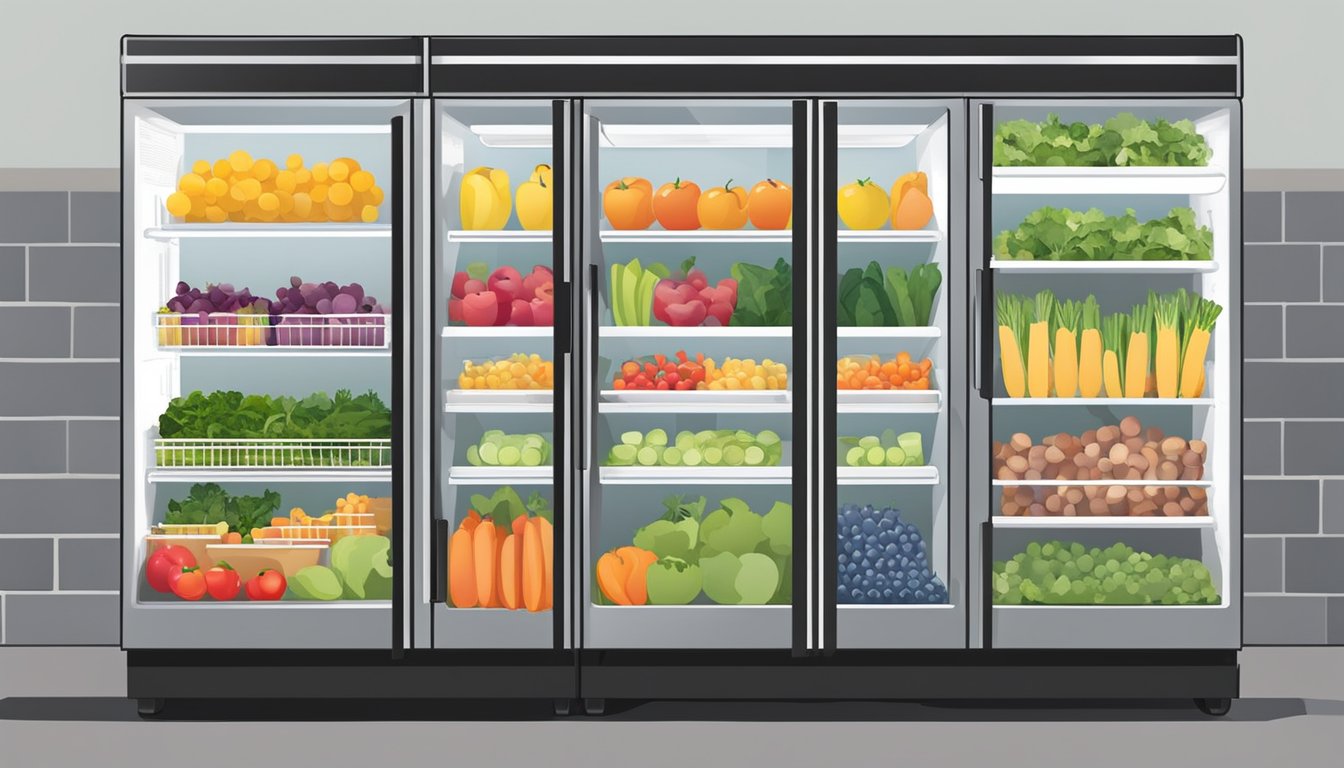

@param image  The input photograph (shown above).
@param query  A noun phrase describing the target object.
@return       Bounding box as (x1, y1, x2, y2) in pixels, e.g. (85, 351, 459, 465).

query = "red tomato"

(204, 562, 241, 601)
(245, 569, 287, 601)
(653, 178, 702, 230)
(146, 545, 197, 593)
(169, 566, 207, 601)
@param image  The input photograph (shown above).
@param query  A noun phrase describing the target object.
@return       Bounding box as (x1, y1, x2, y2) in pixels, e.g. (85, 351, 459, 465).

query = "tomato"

(837, 178, 890, 230)
(245, 569, 287, 601)
(169, 566, 207, 601)
(747, 179, 792, 230)
(652, 178, 701, 230)
(696, 180, 749, 230)
(204, 561, 241, 601)
(603, 177, 655, 230)
(621, 361, 640, 379)
(146, 545, 197, 593)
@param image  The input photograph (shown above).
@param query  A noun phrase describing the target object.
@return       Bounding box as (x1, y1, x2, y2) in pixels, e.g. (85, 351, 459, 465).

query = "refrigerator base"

(126, 650, 577, 700)
(579, 650, 1238, 701)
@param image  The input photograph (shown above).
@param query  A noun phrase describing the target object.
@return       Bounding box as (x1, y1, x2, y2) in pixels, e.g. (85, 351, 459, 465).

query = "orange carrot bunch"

(836, 352, 933, 391)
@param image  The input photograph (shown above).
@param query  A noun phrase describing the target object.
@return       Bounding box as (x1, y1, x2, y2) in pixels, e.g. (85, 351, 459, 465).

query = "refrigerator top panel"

(122, 36, 425, 96)
(429, 36, 1241, 97)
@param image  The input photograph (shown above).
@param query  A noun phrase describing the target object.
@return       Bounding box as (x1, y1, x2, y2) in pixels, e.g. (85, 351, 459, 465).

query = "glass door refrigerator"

(123, 37, 424, 712)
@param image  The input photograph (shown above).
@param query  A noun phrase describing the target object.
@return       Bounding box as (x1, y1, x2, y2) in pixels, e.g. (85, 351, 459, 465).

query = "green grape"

(482, 429, 505, 443)
(704, 446, 724, 465)
(723, 445, 745, 466)
(662, 446, 683, 466)
(636, 446, 659, 466)
(466, 444, 482, 466)
(858, 435, 880, 448)
(609, 444, 637, 465)
(756, 430, 781, 447)
(846, 446, 865, 466)
(479, 442, 499, 465)
(682, 448, 703, 466)
(498, 446, 521, 466)
(866, 446, 885, 465)
(521, 446, 542, 466)
(885, 447, 905, 466)
(695, 430, 716, 444)
(646, 428, 668, 447)
(620, 431, 643, 447)
(744, 446, 765, 465)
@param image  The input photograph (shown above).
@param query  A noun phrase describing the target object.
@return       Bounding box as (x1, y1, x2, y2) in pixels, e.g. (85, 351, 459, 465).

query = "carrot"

(1027, 290, 1055, 398)
(472, 518, 497, 607)
(1053, 299, 1081, 397)
(1153, 291, 1181, 398)
(1180, 296, 1222, 398)
(522, 518, 545, 612)
(1078, 296, 1103, 397)
(1102, 313, 1128, 398)
(996, 292, 1029, 398)
(498, 533, 523, 610)
(448, 527, 477, 608)
(538, 517, 554, 610)
(1124, 303, 1152, 399)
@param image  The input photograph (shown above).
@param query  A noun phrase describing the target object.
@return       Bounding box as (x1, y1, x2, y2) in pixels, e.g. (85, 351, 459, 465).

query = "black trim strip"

(125, 36, 421, 56)
(431, 36, 1239, 57)
(432, 519, 448, 604)
(978, 104, 994, 401)
(432, 65, 1238, 97)
(124, 64, 423, 95)
(790, 99, 809, 658)
(982, 520, 994, 650)
(821, 101, 839, 656)
(551, 99, 568, 651)
(390, 114, 406, 656)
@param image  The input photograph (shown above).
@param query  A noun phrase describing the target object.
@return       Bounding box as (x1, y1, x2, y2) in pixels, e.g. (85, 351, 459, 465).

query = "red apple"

(520, 265, 553, 302)
(463, 278, 486, 295)
(686, 268, 708, 291)
(451, 271, 471, 300)
(488, 266, 523, 301)
(666, 301, 708, 327)
(448, 297, 464, 322)
(462, 291, 498, 327)
(534, 280, 555, 303)
(706, 301, 734, 326)
(530, 297, 554, 326)
(509, 299, 534, 327)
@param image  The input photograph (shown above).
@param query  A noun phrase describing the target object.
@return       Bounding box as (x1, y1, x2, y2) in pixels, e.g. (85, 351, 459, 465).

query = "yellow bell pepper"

(515, 164, 553, 230)
(459, 166, 511, 230)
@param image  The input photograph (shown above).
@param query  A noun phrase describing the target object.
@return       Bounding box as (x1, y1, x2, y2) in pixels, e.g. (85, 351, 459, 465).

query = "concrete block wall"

(0, 180, 120, 645)
(1244, 189, 1344, 644)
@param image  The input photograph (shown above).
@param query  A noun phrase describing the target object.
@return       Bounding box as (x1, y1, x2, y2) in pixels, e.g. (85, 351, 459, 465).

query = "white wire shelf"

(837, 326, 941, 339)
(600, 326, 791, 339)
(156, 313, 390, 351)
(441, 326, 553, 338)
(991, 166, 1227, 195)
(599, 389, 791, 414)
(837, 466, 940, 485)
(836, 390, 942, 414)
(447, 465, 553, 485)
(600, 466, 791, 485)
(153, 438, 392, 471)
(147, 468, 392, 483)
(446, 230, 552, 244)
(145, 223, 391, 239)
(443, 389, 553, 413)
(992, 515, 1214, 529)
(989, 259, 1217, 275)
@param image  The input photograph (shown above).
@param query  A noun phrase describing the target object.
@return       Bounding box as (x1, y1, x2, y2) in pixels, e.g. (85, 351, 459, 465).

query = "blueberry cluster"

(837, 504, 948, 605)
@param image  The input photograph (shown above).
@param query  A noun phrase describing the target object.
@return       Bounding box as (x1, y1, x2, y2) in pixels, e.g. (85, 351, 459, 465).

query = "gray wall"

(1, 0, 1342, 169)
(0, 182, 120, 644)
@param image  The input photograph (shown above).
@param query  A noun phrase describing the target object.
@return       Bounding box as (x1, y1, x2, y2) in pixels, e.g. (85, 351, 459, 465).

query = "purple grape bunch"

(837, 503, 948, 605)
(272, 276, 389, 347)
(165, 280, 268, 315)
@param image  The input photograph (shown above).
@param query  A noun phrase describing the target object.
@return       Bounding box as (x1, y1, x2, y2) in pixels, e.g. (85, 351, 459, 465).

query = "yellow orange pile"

(164, 151, 382, 224)
(837, 352, 932, 390)
(459, 353, 554, 390)
(703, 358, 788, 391)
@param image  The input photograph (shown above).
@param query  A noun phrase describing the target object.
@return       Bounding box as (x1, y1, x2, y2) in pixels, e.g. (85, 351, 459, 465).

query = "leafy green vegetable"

(735, 552, 781, 605)
(760, 501, 792, 557)
(699, 497, 766, 557)
(838, 261, 941, 327)
(609, 257, 667, 326)
(700, 551, 742, 604)
(645, 556, 702, 605)
(994, 207, 1212, 262)
(994, 113, 1212, 167)
(159, 390, 390, 441)
(470, 486, 552, 525)
(633, 495, 705, 562)
(729, 258, 792, 327)
(164, 483, 280, 535)
(330, 535, 392, 600)
(289, 565, 344, 601)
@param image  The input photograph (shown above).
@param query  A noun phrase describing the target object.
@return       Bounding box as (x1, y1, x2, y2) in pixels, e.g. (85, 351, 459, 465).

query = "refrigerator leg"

(552, 698, 575, 717)
(1195, 698, 1233, 717)
(583, 698, 607, 716)
(136, 698, 165, 718)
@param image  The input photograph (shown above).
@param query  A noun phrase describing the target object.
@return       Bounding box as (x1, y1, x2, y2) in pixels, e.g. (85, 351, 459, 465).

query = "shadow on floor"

(3, 696, 1342, 723)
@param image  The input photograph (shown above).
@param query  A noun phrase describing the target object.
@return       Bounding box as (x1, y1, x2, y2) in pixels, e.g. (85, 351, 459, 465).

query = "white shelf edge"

(836, 390, 942, 415)
(160, 348, 392, 357)
(447, 467, 554, 485)
(991, 167, 1228, 196)
(836, 326, 941, 339)
(992, 603, 1225, 610)
(443, 389, 554, 414)
(837, 230, 944, 243)
(599, 466, 791, 485)
(600, 326, 791, 338)
(445, 230, 552, 243)
(836, 466, 940, 485)
(836, 603, 957, 610)
(991, 398, 1215, 407)
(992, 515, 1214, 528)
(147, 469, 392, 483)
(989, 259, 1218, 274)
(144, 223, 391, 240)
(992, 479, 1212, 487)
(441, 326, 554, 338)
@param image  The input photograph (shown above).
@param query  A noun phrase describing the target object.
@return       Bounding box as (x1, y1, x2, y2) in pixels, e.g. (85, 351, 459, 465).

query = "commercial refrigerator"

(123, 35, 1242, 716)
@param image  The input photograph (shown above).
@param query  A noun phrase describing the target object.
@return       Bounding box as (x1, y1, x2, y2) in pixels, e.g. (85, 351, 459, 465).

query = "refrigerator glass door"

(432, 100, 569, 648)
(582, 99, 807, 649)
(822, 100, 966, 649)
(972, 100, 1241, 649)
(122, 99, 408, 649)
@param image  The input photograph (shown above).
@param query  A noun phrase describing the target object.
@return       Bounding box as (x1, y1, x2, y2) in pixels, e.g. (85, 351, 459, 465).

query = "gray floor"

(2, 647, 1341, 766)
